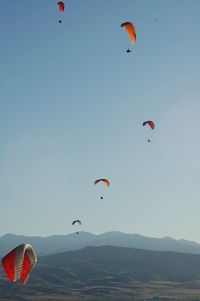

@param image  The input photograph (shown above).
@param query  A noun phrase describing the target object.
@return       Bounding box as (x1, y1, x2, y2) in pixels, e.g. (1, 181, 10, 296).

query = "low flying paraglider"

(121, 22, 136, 53)
(72, 220, 82, 234)
(2, 244, 37, 286)
(94, 178, 110, 199)
(57, 2, 65, 23)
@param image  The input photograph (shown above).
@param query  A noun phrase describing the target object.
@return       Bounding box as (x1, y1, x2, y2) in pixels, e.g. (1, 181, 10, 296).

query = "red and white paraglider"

(2, 244, 37, 286)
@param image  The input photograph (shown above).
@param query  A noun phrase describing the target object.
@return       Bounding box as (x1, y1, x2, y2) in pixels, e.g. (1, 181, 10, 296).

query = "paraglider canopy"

(72, 220, 82, 226)
(143, 120, 155, 130)
(94, 179, 110, 187)
(2, 244, 37, 286)
(57, 2, 65, 14)
(121, 22, 136, 45)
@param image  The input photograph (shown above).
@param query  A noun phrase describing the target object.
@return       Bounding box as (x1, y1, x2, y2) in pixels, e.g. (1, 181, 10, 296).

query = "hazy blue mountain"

(1, 231, 200, 257)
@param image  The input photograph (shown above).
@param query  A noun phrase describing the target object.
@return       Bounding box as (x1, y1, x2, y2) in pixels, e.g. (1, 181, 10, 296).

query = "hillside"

(1, 246, 200, 300)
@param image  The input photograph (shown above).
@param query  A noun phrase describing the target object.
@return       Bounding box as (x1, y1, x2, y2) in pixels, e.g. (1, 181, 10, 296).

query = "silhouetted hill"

(38, 246, 200, 282)
(1, 231, 200, 257)
(1, 246, 200, 300)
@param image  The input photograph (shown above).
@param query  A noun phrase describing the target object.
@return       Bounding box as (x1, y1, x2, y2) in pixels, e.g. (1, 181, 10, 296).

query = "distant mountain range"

(1, 231, 200, 257)
(1, 246, 200, 300)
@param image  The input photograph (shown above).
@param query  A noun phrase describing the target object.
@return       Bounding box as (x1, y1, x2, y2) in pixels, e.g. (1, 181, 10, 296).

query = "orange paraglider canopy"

(94, 179, 110, 187)
(121, 22, 136, 44)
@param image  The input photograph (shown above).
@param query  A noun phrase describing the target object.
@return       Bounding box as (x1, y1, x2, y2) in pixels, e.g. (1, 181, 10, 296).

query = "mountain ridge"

(1, 231, 200, 258)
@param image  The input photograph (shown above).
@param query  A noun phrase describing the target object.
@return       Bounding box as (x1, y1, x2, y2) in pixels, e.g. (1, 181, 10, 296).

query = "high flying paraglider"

(143, 121, 155, 142)
(2, 244, 37, 286)
(121, 22, 136, 53)
(57, 2, 65, 23)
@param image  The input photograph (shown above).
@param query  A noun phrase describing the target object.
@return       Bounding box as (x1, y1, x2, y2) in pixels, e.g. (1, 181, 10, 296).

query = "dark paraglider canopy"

(72, 219, 82, 226)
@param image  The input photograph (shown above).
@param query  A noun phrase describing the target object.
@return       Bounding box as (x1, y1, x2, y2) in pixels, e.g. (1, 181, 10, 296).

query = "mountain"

(1, 246, 200, 300)
(38, 245, 200, 282)
(1, 231, 200, 257)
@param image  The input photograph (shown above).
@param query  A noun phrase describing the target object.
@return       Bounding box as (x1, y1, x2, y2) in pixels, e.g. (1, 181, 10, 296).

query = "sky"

(0, 0, 200, 241)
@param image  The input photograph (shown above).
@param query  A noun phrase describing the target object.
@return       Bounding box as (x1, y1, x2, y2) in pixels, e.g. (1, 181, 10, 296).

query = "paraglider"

(143, 121, 155, 130)
(121, 22, 136, 52)
(2, 244, 37, 286)
(57, 2, 65, 23)
(143, 121, 155, 142)
(72, 220, 82, 235)
(94, 179, 110, 199)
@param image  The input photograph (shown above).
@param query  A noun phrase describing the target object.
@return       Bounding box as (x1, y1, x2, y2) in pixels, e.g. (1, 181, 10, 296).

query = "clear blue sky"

(0, 0, 200, 241)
